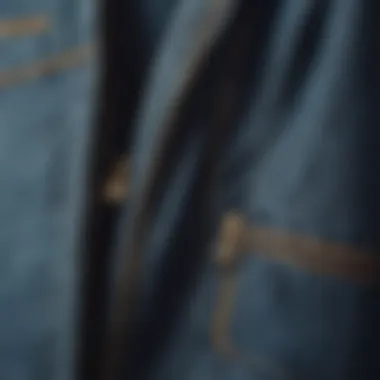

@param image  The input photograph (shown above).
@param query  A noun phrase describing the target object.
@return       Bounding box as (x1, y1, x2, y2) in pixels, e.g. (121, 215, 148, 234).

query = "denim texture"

(116, 1, 380, 379)
(0, 1, 98, 379)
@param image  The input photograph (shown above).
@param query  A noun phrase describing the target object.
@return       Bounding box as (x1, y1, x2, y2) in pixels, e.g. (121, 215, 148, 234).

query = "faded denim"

(112, 1, 380, 379)
(0, 1, 98, 380)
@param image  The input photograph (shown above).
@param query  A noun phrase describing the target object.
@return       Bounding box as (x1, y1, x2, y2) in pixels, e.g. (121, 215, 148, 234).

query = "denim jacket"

(104, 0, 380, 379)
(0, 1, 98, 379)
(1, 1, 379, 380)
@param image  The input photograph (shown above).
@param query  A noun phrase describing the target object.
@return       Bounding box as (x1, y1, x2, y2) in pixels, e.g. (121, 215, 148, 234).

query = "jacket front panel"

(0, 1, 98, 379)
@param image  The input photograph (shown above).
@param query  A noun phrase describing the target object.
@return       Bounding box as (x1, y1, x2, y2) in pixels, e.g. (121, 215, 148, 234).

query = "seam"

(0, 16, 50, 38)
(0, 44, 94, 88)
(212, 213, 293, 380)
(217, 213, 380, 283)
(211, 272, 238, 355)
(248, 226, 380, 283)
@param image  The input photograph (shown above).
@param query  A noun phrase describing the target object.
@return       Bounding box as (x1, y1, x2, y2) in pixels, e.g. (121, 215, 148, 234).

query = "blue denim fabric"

(0, 1, 98, 379)
(116, 0, 380, 379)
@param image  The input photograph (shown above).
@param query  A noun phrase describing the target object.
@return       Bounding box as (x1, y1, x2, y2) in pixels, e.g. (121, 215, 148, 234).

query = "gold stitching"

(0, 44, 94, 88)
(0, 16, 50, 37)
(215, 212, 246, 268)
(212, 213, 293, 379)
(211, 272, 238, 355)
(215, 213, 380, 283)
(249, 226, 380, 283)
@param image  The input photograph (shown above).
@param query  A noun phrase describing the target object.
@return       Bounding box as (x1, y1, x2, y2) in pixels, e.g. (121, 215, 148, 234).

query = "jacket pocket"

(210, 211, 380, 380)
(0, 12, 53, 73)
(210, 212, 290, 380)
(0, 1, 97, 86)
